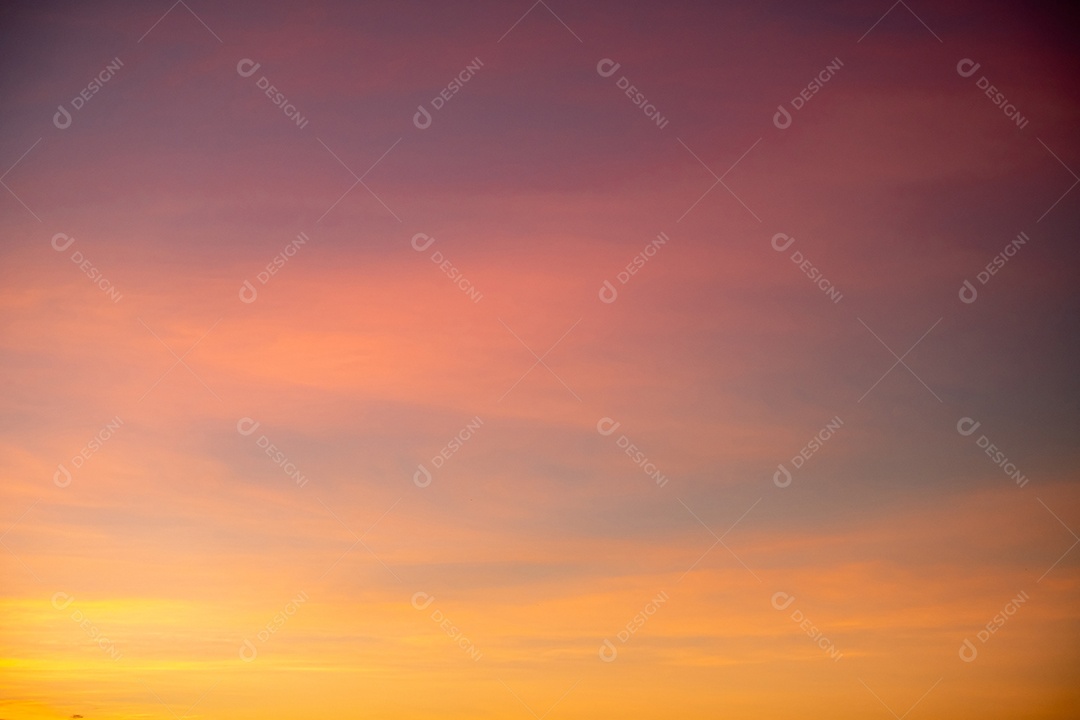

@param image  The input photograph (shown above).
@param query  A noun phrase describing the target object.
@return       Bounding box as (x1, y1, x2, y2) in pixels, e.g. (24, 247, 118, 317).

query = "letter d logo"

(53, 104, 72, 130)
(411, 233, 435, 252)
(51, 233, 75, 252)
(956, 58, 981, 78)
(771, 233, 795, 252)
(598, 280, 618, 304)
(237, 417, 261, 436)
(413, 105, 432, 130)
(773, 464, 792, 488)
(959, 638, 978, 662)
(959, 279, 978, 304)
(771, 591, 795, 610)
(596, 58, 621, 78)
(596, 417, 621, 436)
(773, 104, 792, 130)
(239, 639, 258, 662)
(54, 464, 72, 488)
(599, 639, 617, 662)
(411, 591, 435, 610)
(956, 417, 981, 437)
(414, 464, 432, 488)
(239, 280, 258, 304)
(52, 591, 74, 610)
(237, 58, 261, 77)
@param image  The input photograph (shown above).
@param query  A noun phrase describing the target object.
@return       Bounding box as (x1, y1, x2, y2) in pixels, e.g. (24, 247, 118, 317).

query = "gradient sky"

(2, 1, 1079, 718)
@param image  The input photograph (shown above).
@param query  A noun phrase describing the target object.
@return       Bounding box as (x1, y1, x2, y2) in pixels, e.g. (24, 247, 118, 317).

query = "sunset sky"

(1, 1, 1079, 718)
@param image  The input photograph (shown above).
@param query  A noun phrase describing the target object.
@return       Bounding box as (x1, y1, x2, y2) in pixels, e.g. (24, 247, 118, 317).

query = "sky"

(1, 0, 1079, 718)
